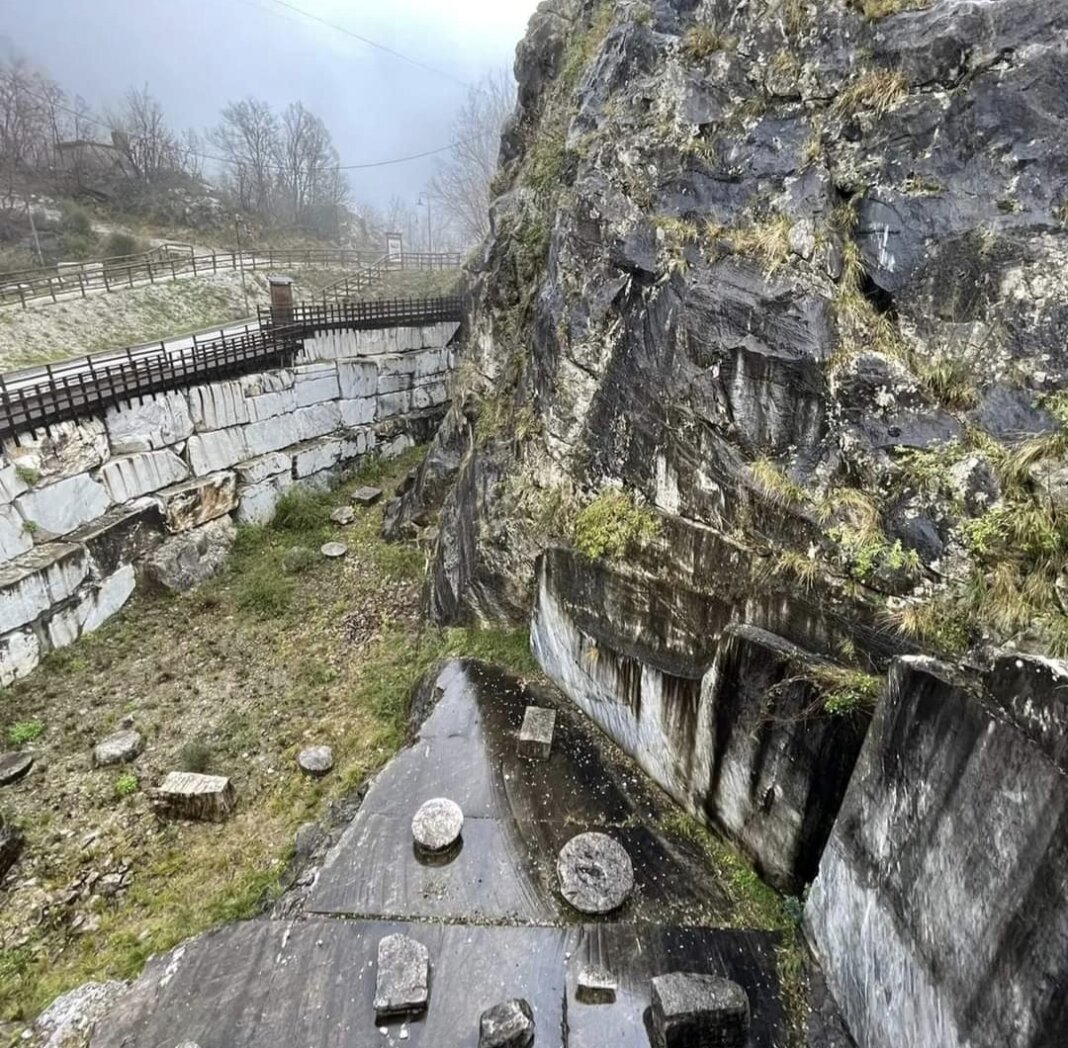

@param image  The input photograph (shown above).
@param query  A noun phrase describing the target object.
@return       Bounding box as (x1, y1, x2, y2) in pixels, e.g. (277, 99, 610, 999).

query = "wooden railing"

(315, 252, 463, 304)
(0, 294, 464, 440)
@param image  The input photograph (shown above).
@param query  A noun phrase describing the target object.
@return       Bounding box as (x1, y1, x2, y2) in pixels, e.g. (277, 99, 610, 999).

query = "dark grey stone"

(352, 486, 384, 506)
(479, 998, 534, 1048)
(373, 933, 429, 1020)
(0, 751, 33, 786)
(650, 973, 750, 1048)
(517, 706, 555, 760)
(556, 832, 634, 915)
(0, 823, 24, 878)
(93, 730, 144, 768)
(297, 746, 334, 777)
(411, 797, 463, 853)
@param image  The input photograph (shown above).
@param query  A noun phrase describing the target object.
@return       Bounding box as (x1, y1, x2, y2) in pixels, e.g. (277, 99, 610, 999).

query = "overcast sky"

(3, 0, 538, 208)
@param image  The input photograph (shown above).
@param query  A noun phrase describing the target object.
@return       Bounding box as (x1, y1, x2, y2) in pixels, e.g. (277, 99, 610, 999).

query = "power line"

(237, 0, 476, 92)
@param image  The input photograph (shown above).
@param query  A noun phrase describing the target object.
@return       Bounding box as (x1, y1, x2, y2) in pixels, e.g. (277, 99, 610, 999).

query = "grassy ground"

(0, 266, 361, 372)
(358, 268, 463, 301)
(0, 449, 534, 1037)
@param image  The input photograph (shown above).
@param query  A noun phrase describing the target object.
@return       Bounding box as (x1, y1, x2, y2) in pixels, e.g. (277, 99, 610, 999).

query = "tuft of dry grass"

(852, 0, 932, 18)
(834, 69, 909, 117)
(679, 24, 736, 61)
(726, 215, 793, 276)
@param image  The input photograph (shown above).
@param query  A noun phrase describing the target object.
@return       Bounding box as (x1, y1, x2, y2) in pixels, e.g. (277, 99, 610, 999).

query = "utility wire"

(238, 0, 477, 92)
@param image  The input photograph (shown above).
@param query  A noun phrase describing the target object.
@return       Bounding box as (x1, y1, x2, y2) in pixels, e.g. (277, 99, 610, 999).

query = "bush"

(102, 232, 144, 259)
(59, 201, 93, 238)
(7, 721, 44, 747)
(281, 546, 318, 576)
(572, 490, 661, 560)
(178, 740, 214, 774)
(271, 489, 332, 536)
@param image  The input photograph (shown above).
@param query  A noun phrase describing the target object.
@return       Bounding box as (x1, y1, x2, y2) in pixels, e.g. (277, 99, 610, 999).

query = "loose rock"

(297, 745, 335, 777)
(0, 750, 33, 786)
(154, 772, 236, 822)
(557, 832, 634, 914)
(352, 486, 383, 506)
(321, 542, 348, 559)
(373, 933, 430, 1020)
(576, 964, 617, 1004)
(93, 729, 144, 767)
(330, 506, 355, 526)
(517, 706, 556, 760)
(411, 797, 464, 853)
(479, 998, 535, 1047)
(0, 822, 24, 878)
(649, 972, 750, 1048)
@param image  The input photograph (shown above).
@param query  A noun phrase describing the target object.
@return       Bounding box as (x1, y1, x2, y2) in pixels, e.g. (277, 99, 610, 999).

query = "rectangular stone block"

(105, 392, 193, 453)
(412, 382, 449, 411)
(155, 772, 236, 822)
(376, 390, 412, 420)
(373, 934, 429, 1021)
(5, 417, 110, 482)
(294, 363, 341, 406)
(518, 706, 556, 760)
(0, 542, 89, 633)
(99, 449, 189, 503)
(650, 973, 750, 1048)
(244, 414, 301, 457)
(293, 438, 342, 479)
(295, 402, 342, 442)
(158, 472, 238, 533)
(239, 370, 294, 397)
(16, 473, 112, 539)
(235, 473, 295, 526)
(377, 372, 413, 395)
(186, 428, 249, 477)
(0, 626, 41, 686)
(340, 398, 376, 428)
(235, 452, 292, 486)
(339, 428, 375, 463)
(189, 379, 251, 431)
(69, 499, 165, 577)
(0, 503, 33, 564)
(337, 360, 378, 399)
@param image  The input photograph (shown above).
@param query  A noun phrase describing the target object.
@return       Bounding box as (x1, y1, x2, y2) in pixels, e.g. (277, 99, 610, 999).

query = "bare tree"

(108, 85, 179, 182)
(429, 68, 514, 246)
(275, 101, 339, 221)
(0, 57, 53, 179)
(210, 97, 277, 213)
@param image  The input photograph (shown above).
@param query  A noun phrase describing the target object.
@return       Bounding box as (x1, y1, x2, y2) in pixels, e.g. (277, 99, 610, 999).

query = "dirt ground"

(0, 449, 534, 1039)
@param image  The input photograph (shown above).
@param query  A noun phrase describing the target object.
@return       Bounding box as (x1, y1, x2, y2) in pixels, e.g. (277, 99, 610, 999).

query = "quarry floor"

(0, 446, 810, 1047)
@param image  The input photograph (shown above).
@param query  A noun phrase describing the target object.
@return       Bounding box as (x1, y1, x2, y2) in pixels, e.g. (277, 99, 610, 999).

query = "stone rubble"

(649, 972, 750, 1048)
(330, 506, 355, 526)
(92, 729, 144, 767)
(478, 998, 535, 1048)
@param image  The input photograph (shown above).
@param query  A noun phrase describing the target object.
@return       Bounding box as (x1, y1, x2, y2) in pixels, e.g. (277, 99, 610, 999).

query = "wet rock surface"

(557, 832, 634, 915)
(86, 661, 799, 1047)
(0, 750, 34, 785)
(92, 730, 143, 768)
(479, 998, 535, 1048)
(650, 972, 751, 1048)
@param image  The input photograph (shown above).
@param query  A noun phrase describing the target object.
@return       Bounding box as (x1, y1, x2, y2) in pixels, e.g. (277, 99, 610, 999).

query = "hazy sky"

(4, 0, 538, 208)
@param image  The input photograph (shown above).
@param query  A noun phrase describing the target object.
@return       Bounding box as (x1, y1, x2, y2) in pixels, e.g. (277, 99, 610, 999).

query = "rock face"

(805, 656, 1068, 1048)
(144, 517, 236, 593)
(373, 933, 430, 1020)
(479, 998, 535, 1048)
(93, 730, 144, 768)
(556, 832, 634, 914)
(649, 973, 750, 1048)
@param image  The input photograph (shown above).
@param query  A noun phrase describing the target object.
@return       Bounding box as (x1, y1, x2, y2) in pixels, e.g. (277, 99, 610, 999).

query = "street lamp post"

(417, 195, 433, 254)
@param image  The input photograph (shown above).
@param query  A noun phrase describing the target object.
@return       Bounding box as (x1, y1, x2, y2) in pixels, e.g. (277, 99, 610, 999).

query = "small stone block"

(650, 972, 750, 1048)
(297, 745, 334, 777)
(576, 965, 617, 1004)
(93, 729, 144, 767)
(0, 751, 33, 786)
(373, 933, 430, 1020)
(517, 706, 556, 760)
(479, 998, 535, 1047)
(557, 832, 634, 915)
(412, 797, 464, 853)
(321, 542, 348, 559)
(352, 486, 383, 506)
(330, 506, 355, 526)
(155, 772, 236, 822)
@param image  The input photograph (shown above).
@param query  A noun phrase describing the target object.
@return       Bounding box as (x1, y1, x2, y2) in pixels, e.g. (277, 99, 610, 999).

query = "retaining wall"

(0, 322, 458, 686)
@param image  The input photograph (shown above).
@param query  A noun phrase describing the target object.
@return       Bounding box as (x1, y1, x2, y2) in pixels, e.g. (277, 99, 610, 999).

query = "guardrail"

(315, 252, 463, 304)
(260, 294, 465, 336)
(0, 294, 464, 441)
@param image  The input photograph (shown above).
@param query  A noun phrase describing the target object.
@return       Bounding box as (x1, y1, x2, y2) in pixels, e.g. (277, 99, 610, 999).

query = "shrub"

(281, 546, 318, 576)
(102, 232, 143, 259)
(178, 740, 214, 774)
(59, 201, 93, 238)
(572, 489, 660, 560)
(114, 774, 138, 798)
(7, 721, 44, 746)
(271, 489, 332, 536)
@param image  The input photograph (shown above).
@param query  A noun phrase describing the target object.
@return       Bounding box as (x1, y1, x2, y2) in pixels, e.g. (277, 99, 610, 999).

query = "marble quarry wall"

(0, 322, 458, 687)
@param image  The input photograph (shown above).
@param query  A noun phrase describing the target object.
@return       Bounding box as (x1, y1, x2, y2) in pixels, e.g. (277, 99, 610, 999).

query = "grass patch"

(851, 0, 931, 16)
(834, 69, 909, 117)
(6, 721, 44, 747)
(571, 489, 661, 561)
(680, 24, 736, 62)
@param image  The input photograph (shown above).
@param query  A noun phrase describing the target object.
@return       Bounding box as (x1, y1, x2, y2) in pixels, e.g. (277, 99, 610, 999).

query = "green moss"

(809, 666, 882, 716)
(14, 465, 39, 487)
(572, 489, 661, 561)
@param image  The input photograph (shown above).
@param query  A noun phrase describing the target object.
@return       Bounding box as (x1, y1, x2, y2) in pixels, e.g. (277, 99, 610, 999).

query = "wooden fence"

(0, 246, 462, 310)
(0, 294, 463, 441)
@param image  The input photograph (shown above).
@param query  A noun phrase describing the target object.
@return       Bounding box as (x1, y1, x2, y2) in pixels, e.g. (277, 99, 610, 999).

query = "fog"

(3, 0, 538, 207)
